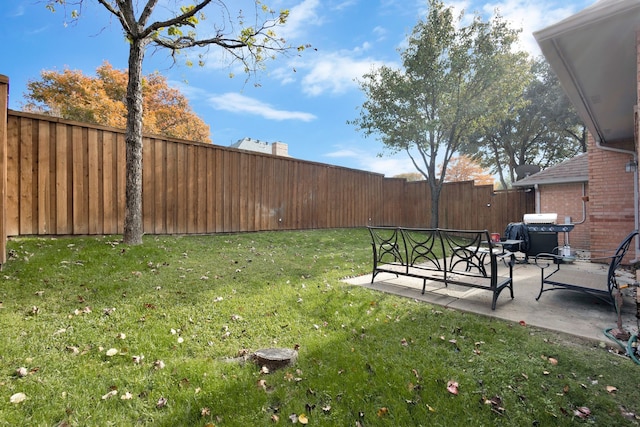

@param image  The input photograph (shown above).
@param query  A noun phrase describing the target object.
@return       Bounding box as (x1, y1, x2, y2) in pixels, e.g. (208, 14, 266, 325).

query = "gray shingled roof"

(512, 153, 588, 187)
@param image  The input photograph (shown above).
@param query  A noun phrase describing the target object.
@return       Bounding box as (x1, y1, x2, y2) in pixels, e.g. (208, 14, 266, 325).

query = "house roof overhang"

(533, 0, 640, 145)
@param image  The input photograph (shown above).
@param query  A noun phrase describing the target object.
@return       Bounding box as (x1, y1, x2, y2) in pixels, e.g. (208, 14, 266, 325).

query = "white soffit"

(534, 0, 640, 144)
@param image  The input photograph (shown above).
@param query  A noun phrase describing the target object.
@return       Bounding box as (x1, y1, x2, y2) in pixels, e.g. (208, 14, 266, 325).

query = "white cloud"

(206, 92, 316, 121)
(333, 0, 359, 11)
(480, 0, 594, 55)
(372, 26, 388, 41)
(324, 148, 361, 158)
(367, 156, 416, 177)
(324, 145, 416, 177)
(299, 50, 394, 96)
(278, 0, 323, 40)
(8, 5, 25, 17)
(411, 0, 593, 56)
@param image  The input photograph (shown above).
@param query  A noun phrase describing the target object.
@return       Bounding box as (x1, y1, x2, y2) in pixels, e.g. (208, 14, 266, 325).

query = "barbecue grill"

(523, 213, 574, 257)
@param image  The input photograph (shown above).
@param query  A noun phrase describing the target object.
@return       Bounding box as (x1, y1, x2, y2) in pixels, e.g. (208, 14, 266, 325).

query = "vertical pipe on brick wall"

(0, 74, 8, 267)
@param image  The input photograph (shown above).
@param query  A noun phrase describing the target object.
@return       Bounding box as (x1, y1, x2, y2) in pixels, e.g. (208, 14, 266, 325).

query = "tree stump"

(252, 348, 298, 371)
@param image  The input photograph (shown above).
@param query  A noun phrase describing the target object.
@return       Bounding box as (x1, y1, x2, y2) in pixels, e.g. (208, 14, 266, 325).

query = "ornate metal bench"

(367, 226, 514, 310)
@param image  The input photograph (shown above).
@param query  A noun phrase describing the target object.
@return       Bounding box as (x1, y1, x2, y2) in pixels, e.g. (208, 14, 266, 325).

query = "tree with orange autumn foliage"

(440, 155, 495, 186)
(24, 62, 211, 143)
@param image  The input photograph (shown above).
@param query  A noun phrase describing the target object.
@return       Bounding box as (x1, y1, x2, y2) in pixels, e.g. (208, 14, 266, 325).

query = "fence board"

(142, 137, 155, 234)
(102, 132, 117, 234)
(19, 118, 34, 234)
(55, 124, 70, 234)
(36, 121, 49, 234)
(116, 133, 126, 234)
(6, 116, 18, 235)
(88, 129, 100, 234)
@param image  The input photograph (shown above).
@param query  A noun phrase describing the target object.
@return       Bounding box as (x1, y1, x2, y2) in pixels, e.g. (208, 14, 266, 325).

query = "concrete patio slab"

(343, 260, 638, 345)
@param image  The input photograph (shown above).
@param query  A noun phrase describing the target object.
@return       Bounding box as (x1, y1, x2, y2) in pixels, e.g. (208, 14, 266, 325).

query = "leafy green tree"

(46, 0, 304, 244)
(463, 58, 586, 188)
(350, 0, 528, 226)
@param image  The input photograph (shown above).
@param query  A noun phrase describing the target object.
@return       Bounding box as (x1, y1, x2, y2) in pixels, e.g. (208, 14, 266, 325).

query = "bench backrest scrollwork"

(607, 230, 639, 297)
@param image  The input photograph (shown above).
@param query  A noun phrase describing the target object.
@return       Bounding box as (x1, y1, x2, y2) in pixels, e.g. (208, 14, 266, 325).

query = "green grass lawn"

(0, 228, 638, 426)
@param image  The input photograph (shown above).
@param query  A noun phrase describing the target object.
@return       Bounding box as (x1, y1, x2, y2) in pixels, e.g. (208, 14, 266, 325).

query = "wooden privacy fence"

(0, 79, 534, 264)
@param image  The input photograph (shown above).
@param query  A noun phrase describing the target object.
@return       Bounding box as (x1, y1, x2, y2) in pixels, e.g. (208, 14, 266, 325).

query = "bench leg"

(371, 270, 399, 284)
(491, 282, 514, 310)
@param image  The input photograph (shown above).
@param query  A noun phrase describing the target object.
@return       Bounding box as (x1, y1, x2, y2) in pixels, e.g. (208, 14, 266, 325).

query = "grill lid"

(523, 213, 557, 224)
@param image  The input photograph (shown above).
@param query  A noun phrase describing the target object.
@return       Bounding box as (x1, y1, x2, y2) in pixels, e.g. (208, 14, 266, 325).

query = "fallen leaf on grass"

(606, 385, 618, 393)
(10, 392, 26, 404)
(156, 397, 168, 408)
(573, 406, 591, 419)
(15, 367, 28, 377)
(377, 407, 389, 417)
(120, 391, 133, 400)
(619, 406, 637, 420)
(101, 390, 117, 400)
(548, 357, 558, 365)
(298, 414, 309, 424)
(106, 348, 118, 357)
(447, 380, 459, 395)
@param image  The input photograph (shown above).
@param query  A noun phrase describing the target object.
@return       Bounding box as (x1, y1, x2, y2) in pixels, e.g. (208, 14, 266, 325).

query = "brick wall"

(539, 182, 590, 250)
(587, 134, 637, 261)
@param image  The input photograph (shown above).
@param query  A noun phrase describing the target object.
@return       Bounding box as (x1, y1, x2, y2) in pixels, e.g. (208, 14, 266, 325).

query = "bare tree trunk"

(123, 39, 147, 245)
(429, 182, 440, 228)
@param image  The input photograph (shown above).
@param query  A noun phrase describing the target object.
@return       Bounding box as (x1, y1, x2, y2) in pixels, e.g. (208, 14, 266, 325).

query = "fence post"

(0, 74, 8, 267)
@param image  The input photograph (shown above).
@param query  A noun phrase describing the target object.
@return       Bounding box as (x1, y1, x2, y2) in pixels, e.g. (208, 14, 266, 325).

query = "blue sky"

(2, 0, 594, 177)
